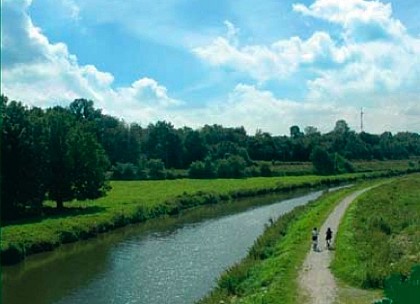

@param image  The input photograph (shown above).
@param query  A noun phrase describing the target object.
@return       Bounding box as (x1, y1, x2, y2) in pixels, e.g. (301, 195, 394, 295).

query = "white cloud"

(293, 0, 406, 42)
(193, 22, 350, 81)
(190, 84, 420, 134)
(193, 1, 420, 112)
(1, 0, 182, 124)
(2, 0, 419, 135)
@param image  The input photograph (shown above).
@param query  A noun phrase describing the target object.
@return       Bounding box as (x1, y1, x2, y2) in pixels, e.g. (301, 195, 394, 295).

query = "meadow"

(1, 172, 392, 265)
(332, 173, 420, 290)
(2, 164, 418, 266)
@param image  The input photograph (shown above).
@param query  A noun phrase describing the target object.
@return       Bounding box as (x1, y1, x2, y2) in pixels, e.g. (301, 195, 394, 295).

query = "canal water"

(2, 188, 327, 304)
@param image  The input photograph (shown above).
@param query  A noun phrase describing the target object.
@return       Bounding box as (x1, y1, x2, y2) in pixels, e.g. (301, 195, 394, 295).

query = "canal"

(2, 188, 328, 304)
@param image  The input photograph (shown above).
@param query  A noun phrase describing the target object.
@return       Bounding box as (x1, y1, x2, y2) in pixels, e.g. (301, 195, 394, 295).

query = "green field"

(2, 174, 368, 265)
(1, 168, 417, 266)
(332, 174, 420, 290)
(254, 159, 419, 176)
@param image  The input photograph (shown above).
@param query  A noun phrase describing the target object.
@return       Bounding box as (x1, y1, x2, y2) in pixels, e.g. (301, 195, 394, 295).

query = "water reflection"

(2, 188, 325, 304)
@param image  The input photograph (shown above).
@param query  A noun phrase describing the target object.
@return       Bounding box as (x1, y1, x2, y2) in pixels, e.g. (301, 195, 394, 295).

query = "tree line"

(2, 95, 420, 220)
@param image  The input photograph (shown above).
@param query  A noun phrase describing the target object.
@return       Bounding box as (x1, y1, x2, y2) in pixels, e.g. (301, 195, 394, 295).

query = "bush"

(112, 162, 138, 180)
(216, 155, 247, 178)
(147, 159, 166, 180)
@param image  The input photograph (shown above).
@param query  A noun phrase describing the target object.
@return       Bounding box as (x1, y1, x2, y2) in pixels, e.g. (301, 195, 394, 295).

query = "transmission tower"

(360, 107, 364, 132)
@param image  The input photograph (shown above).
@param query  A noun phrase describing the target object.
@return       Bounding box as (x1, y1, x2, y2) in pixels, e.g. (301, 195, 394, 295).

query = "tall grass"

(332, 173, 420, 289)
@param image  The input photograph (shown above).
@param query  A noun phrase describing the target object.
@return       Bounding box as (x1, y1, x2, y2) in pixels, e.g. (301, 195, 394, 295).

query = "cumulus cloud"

(191, 84, 420, 134)
(296, 0, 420, 102)
(293, 0, 406, 42)
(1, 0, 181, 123)
(193, 22, 350, 81)
(2, 0, 419, 135)
(193, 0, 420, 110)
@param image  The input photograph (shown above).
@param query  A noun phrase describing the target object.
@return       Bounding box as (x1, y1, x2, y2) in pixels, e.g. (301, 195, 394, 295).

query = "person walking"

(311, 227, 319, 251)
(326, 227, 333, 250)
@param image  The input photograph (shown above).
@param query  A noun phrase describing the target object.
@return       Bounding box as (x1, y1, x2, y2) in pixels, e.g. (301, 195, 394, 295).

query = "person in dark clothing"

(312, 227, 319, 251)
(326, 227, 333, 249)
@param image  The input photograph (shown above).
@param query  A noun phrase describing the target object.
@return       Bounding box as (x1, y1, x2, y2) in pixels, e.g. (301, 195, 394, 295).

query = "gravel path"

(298, 188, 372, 304)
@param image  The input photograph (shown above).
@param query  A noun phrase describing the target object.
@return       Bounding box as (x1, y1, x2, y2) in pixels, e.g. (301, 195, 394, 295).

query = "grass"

(198, 181, 385, 304)
(0, 174, 361, 265)
(1, 169, 415, 265)
(256, 159, 420, 176)
(332, 173, 420, 290)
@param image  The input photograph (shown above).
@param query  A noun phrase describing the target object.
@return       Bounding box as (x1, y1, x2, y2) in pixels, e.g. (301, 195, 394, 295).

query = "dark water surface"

(2, 189, 326, 304)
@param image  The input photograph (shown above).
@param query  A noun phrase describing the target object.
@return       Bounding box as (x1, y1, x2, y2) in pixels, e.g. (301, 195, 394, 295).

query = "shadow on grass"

(2, 206, 106, 227)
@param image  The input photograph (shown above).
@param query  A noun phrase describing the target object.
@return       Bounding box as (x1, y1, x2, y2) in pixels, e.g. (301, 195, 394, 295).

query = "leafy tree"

(67, 125, 110, 200)
(182, 128, 207, 166)
(247, 131, 276, 161)
(1, 97, 47, 219)
(46, 107, 110, 208)
(290, 125, 303, 139)
(145, 121, 183, 168)
(310, 147, 335, 175)
(45, 108, 76, 209)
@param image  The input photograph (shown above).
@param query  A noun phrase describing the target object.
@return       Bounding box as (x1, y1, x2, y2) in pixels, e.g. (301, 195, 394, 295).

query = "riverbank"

(0, 170, 413, 265)
(198, 182, 379, 303)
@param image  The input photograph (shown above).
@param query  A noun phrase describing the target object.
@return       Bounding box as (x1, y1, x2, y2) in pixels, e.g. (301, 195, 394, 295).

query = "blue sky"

(2, 0, 420, 134)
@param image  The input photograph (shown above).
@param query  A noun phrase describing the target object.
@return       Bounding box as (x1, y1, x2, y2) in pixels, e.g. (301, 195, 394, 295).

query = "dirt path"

(298, 188, 372, 304)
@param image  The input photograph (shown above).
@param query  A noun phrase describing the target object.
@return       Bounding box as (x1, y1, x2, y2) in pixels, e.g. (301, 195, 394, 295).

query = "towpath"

(298, 188, 372, 304)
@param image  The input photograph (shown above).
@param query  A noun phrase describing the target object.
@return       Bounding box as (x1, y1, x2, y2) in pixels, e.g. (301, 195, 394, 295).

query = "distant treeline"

(1, 95, 420, 220)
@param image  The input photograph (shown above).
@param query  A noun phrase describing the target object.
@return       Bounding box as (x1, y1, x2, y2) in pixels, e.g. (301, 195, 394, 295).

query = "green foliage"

(216, 155, 247, 178)
(67, 125, 110, 200)
(310, 147, 336, 174)
(332, 174, 420, 289)
(311, 147, 354, 175)
(147, 159, 167, 180)
(112, 162, 139, 180)
(374, 265, 420, 304)
(188, 159, 216, 179)
(1, 97, 48, 219)
(260, 163, 273, 177)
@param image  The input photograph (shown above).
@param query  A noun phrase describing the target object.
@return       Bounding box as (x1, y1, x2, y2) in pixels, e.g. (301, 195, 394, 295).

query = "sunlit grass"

(332, 173, 420, 289)
(199, 180, 387, 304)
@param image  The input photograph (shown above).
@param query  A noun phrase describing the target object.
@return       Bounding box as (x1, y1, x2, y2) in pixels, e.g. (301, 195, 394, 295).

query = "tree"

(1, 97, 47, 219)
(182, 128, 207, 166)
(46, 107, 110, 208)
(144, 121, 183, 168)
(310, 147, 335, 175)
(46, 108, 75, 209)
(67, 125, 110, 200)
(290, 125, 303, 139)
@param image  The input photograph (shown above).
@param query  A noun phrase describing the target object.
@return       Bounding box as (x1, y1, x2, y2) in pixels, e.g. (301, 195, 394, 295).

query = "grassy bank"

(198, 182, 382, 304)
(331, 173, 420, 289)
(0, 170, 412, 265)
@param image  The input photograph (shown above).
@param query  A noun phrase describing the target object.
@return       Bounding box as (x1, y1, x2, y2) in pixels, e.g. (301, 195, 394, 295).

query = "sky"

(1, 0, 420, 135)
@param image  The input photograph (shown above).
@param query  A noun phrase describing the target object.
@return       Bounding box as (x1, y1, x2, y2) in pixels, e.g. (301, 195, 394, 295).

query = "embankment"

(1, 170, 415, 265)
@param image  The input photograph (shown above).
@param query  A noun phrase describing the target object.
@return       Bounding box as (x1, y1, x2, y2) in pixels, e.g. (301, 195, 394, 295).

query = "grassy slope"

(199, 181, 384, 304)
(332, 173, 420, 291)
(1, 174, 365, 264)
